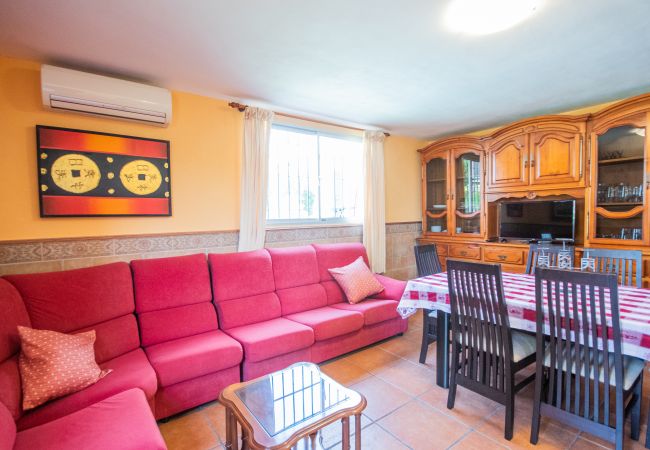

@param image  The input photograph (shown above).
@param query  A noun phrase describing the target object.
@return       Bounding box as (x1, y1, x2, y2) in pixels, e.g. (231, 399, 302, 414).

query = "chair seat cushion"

(225, 318, 314, 363)
(455, 330, 536, 363)
(285, 307, 364, 341)
(543, 347, 645, 390)
(331, 299, 401, 326)
(145, 330, 243, 387)
(14, 388, 166, 450)
(371, 275, 407, 301)
(17, 348, 157, 430)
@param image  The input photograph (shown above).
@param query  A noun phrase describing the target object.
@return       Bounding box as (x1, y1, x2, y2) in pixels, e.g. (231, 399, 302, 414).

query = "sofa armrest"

(371, 274, 406, 301)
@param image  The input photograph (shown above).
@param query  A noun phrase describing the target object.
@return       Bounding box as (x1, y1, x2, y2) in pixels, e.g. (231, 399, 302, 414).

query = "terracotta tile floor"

(158, 311, 650, 449)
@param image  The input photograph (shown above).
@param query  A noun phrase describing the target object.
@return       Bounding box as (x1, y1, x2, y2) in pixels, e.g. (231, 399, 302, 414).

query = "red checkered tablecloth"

(397, 271, 650, 361)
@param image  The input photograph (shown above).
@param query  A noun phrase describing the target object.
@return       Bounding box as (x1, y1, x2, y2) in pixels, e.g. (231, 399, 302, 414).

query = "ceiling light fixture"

(445, 0, 542, 35)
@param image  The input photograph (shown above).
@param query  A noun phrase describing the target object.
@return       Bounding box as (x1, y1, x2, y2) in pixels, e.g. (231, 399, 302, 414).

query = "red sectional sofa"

(0, 243, 406, 449)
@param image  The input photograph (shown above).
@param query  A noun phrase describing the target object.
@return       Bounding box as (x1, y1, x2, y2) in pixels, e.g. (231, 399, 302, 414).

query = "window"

(267, 124, 363, 225)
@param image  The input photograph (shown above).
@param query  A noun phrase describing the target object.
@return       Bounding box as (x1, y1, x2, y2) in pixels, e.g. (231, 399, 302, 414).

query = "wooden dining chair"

(531, 268, 644, 450)
(525, 243, 575, 274)
(414, 244, 443, 364)
(447, 260, 536, 440)
(581, 248, 643, 288)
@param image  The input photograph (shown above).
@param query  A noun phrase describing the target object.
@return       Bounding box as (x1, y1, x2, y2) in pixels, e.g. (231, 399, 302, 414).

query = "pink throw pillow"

(328, 256, 384, 304)
(18, 326, 110, 410)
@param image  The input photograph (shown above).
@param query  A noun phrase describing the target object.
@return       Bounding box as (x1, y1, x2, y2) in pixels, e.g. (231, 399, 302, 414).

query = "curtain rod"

(228, 102, 390, 137)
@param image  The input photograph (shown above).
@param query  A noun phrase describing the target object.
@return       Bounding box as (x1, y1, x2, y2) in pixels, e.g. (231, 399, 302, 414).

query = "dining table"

(397, 271, 650, 388)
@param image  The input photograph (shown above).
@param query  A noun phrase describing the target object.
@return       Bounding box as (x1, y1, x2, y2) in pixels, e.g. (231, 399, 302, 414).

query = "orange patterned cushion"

(17, 326, 110, 410)
(328, 256, 384, 304)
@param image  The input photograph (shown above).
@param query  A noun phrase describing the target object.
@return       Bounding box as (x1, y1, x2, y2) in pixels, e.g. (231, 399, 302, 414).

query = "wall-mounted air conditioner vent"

(41, 65, 172, 126)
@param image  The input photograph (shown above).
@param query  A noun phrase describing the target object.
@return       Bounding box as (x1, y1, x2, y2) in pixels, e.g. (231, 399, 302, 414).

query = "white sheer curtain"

(363, 130, 386, 273)
(238, 107, 275, 252)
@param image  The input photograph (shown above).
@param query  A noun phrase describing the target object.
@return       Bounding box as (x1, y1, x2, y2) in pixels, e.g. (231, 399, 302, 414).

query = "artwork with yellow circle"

(50, 153, 101, 194)
(37, 126, 171, 217)
(119, 160, 163, 195)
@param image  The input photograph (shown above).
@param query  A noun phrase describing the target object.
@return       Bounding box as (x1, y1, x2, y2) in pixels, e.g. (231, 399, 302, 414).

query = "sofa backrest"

(131, 253, 218, 347)
(209, 249, 281, 330)
(4, 263, 140, 364)
(312, 243, 371, 304)
(0, 400, 16, 450)
(268, 246, 327, 315)
(0, 279, 30, 424)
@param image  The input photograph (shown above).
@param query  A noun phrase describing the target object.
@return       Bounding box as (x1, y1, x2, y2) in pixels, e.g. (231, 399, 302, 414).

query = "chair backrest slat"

(448, 260, 513, 395)
(582, 248, 642, 288)
(535, 268, 624, 427)
(414, 244, 443, 277)
(526, 244, 575, 274)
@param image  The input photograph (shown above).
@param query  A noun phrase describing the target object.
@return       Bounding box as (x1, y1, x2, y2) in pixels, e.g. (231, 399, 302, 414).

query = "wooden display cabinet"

(420, 137, 486, 240)
(418, 93, 650, 284)
(587, 100, 650, 246)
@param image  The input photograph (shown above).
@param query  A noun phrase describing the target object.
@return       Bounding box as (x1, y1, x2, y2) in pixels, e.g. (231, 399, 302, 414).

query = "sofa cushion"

(138, 302, 219, 347)
(285, 307, 364, 341)
(321, 280, 346, 305)
(312, 243, 370, 282)
(0, 357, 21, 421)
(0, 278, 31, 422)
(210, 250, 276, 301)
(132, 253, 212, 313)
(268, 246, 320, 289)
(371, 274, 407, 300)
(18, 327, 109, 410)
(328, 257, 384, 304)
(276, 284, 328, 316)
(145, 330, 243, 387)
(225, 318, 314, 363)
(0, 279, 30, 361)
(17, 348, 156, 431)
(0, 400, 15, 450)
(332, 299, 401, 326)
(5, 263, 140, 363)
(14, 389, 166, 450)
(217, 293, 282, 330)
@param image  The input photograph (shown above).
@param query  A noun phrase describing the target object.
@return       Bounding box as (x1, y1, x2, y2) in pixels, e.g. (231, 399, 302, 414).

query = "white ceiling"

(1, 0, 650, 139)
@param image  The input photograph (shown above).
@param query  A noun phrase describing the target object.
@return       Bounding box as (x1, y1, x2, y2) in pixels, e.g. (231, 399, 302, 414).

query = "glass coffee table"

(219, 362, 367, 450)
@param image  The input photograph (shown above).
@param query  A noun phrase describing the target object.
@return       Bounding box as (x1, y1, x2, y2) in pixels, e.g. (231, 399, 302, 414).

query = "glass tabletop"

(235, 363, 351, 437)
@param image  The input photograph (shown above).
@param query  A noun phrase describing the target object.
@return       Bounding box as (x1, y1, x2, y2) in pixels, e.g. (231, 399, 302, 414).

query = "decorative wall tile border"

(0, 222, 420, 277)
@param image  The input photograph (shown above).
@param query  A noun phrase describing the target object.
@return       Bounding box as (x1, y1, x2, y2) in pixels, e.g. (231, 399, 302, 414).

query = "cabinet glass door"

(594, 125, 645, 241)
(454, 152, 482, 235)
(425, 156, 448, 233)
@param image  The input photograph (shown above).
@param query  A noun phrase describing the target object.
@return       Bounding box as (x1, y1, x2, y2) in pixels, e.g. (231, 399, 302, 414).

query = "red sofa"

(0, 242, 406, 449)
(0, 277, 165, 450)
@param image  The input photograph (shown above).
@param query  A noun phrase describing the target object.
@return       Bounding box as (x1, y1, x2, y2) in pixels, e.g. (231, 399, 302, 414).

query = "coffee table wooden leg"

(225, 407, 233, 450)
(342, 417, 350, 450)
(354, 413, 361, 450)
(227, 407, 239, 450)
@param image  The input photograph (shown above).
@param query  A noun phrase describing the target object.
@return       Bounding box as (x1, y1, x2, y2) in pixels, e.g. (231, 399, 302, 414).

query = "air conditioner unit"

(41, 65, 172, 126)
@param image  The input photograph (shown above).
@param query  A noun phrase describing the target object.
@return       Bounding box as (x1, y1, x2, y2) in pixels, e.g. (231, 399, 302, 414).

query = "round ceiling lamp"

(445, 0, 542, 35)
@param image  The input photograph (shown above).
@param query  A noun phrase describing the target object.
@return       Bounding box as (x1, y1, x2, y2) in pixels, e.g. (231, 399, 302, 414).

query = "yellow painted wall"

(0, 56, 425, 242)
(384, 135, 425, 223)
(0, 56, 244, 241)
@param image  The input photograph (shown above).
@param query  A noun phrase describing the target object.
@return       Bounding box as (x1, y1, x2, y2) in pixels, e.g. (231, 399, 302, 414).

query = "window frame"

(266, 123, 363, 228)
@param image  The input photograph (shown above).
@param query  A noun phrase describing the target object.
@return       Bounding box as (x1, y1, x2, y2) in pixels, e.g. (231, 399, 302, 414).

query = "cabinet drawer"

(448, 244, 481, 260)
(483, 246, 525, 265)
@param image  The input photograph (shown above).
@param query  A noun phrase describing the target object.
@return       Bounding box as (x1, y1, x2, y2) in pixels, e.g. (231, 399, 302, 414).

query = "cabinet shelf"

(598, 156, 644, 166)
(597, 202, 643, 207)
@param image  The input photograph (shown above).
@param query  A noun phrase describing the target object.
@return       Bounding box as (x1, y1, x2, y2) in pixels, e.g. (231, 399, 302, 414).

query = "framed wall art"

(36, 125, 171, 217)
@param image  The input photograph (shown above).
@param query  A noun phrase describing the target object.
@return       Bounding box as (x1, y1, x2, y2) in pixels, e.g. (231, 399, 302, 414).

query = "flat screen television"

(498, 200, 575, 241)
